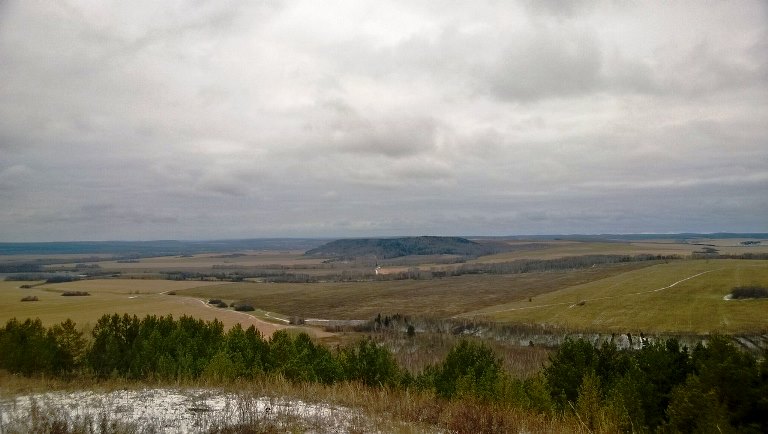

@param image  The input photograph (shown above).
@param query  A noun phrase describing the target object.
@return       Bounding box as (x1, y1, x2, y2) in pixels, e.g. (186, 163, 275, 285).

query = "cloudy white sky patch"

(0, 0, 766, 241)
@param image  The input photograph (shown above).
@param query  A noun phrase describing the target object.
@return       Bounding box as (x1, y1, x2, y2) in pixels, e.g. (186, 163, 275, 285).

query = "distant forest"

(304, 236, 509, 260)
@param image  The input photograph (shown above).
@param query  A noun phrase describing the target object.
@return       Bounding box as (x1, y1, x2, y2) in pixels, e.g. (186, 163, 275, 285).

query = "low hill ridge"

(304, 236, 496, 259)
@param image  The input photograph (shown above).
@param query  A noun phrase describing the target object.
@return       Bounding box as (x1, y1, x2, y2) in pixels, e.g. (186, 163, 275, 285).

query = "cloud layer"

(1, 1, 766, 241)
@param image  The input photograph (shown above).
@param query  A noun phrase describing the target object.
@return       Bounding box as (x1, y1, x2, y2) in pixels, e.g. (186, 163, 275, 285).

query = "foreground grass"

(471, 259, 768, 333)
(0, 372, 586, 434)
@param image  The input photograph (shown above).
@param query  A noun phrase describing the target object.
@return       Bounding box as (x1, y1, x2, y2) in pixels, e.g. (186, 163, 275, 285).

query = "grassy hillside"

(466, 259, 768, 333)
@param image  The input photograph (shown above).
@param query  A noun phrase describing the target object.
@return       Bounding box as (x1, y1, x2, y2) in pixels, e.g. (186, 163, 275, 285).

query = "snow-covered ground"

(0, 388, 361, 433)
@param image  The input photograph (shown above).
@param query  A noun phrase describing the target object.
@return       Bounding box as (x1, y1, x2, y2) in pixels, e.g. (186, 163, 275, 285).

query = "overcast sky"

(0, 1, 766, 241)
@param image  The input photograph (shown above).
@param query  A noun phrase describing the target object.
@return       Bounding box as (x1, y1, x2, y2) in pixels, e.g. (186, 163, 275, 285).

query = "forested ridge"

(1, 315, 766, 433)
(304, 236, 504, 259)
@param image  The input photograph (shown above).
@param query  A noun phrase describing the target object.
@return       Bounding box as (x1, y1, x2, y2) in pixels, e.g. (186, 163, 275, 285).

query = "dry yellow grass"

(469, 240, 698, 263)
(0, 279, 331, 338)
(44, 250, 327, 272)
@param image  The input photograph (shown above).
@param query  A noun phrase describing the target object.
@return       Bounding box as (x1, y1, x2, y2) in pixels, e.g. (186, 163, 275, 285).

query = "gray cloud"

(0, 0, 766, 241)
(324, 112, 441, 158)
(484, 28, 603, 101)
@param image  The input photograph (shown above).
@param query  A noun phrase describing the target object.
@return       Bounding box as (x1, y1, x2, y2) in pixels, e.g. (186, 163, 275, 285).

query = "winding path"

(158, 290, 332, 338)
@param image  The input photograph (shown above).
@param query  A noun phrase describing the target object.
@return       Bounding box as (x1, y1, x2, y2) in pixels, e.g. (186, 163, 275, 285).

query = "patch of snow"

(0, 389, 359, 433)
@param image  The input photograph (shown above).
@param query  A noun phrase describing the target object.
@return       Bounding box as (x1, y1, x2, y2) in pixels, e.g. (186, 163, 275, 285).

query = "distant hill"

(304, 236, 502, 260)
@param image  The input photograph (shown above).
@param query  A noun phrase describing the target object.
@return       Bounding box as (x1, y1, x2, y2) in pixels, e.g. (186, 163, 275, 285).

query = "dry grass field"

(43, 250, 327, 273)
(177, 262, 658, 320)
(176, 258, 768, 334)
(468, 240, 693, 263)
(467, 259, 768, 333)
(0, 279, 330, 338)
(467, 238, 768, 263)
(3, 238, 767, 337)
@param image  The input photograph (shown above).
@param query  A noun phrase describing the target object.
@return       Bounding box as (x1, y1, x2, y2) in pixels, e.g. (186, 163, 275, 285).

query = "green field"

(466, 259, 768, 333)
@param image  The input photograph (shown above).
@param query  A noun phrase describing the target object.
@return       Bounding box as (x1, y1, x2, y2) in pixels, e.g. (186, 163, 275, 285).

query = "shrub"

(265, 331, 341, 383)
(340, 338, 401, 387)
(407, 324, 415, 337)
(20, 295, 39, 302)
(45, 275, 79, 283)
(691, 335, 766, 431)
(574, 371, 598, 425)
(61, 291, 90, 296)
(664, 375, 731, 433)
(633, 339, 692, 429)
(233, 304, 255, 312)
(0, 318, 57, 375)
(216, 301, 228, 308)
(544, 338, 597, 408)
(431, 340, 504, 401)
(208, 298, 222, 304)
(730, 286, 768, 299)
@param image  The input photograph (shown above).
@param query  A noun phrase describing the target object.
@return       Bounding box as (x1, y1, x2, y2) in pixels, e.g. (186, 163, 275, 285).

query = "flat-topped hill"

(304, 236, 499, 259)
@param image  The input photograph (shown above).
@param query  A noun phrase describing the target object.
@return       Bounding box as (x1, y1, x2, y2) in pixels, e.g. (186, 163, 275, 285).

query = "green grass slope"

(466, 259, 768, 333)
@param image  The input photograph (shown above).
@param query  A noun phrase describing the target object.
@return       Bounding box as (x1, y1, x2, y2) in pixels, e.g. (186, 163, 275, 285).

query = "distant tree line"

(0, 263, 44, 273)
(157, 253, 765, 284)
(373, 254, 680, 281)
(1, 316, 766, 432)
(453, 254, 679, 276)
(161, 254, 674, 283)
(304, 236, 508, 260)
(739, 241, 762, 246)
(692, 252, 768, 260)
(166, 271, 245, 282)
